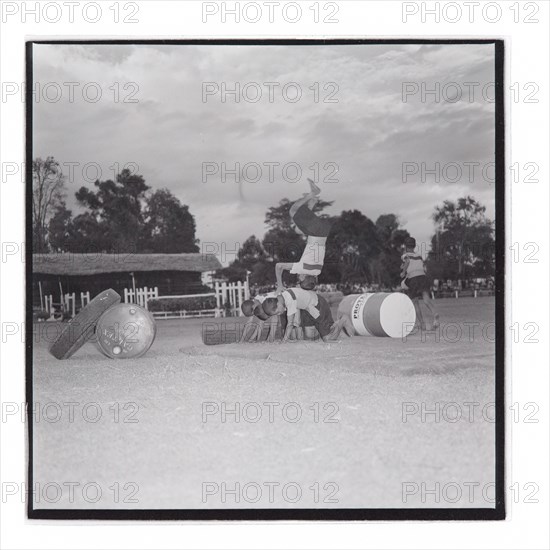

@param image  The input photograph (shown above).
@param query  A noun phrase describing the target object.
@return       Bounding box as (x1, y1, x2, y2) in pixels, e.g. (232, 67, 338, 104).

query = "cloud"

(33, 43, 495, 259)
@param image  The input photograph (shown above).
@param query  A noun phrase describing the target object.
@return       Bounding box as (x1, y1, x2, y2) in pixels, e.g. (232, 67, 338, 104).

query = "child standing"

(400, 237, 440, 331)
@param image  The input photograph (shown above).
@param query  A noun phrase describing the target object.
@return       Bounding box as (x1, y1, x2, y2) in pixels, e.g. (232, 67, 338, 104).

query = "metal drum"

(96, 303, 157, 359)
(49, 289, 121, 360)
(337, 293, 416, 338)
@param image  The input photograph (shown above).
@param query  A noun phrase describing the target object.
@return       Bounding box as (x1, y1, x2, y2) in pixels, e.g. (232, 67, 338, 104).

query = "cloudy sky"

(33, 42, 495, 259)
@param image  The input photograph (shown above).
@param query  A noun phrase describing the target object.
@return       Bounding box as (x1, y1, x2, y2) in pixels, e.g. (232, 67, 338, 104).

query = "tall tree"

(74, 168, 150, 253)
(67, 212, 109, 253)
(375, 214, 410, 287)
(326, 210, 380, 284)
(427, 196, 495, 280)
(48, 203, 74, 252)
(218, 235, 272, 284)
(49, 205, 109, 254)
(32, 157, 67, 252)
(142, 189, 199, 253)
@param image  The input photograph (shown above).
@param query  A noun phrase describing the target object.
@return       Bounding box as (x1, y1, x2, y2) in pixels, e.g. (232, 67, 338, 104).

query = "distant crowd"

(433, 277, 495, 291)
(252, 276, 495, 297)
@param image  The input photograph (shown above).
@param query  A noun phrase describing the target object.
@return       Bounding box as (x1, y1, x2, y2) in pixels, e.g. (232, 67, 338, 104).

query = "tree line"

(220, 199, 495, 287)
(32, 157, 199, 254)
(32, 156, 495, 285)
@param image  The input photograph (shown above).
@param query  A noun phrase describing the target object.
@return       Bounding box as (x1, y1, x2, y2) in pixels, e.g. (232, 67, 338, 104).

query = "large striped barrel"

(337, 293, 416, 338)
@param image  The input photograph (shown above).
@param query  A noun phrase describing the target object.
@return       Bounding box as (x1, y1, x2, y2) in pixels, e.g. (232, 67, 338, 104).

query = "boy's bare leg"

(289, 191, 318, 218)
(306, 197, 318, 210)
(281, 313, 296, 343)
(254, 321, 265, 342)
(239, 319, 255, 343)
(341, 314, 355, 337)
(307, 178, 321, 195)
(266, 317, 278, 343)
(241, 322, 259, 343)
(421, 291, 440, 329)
(320, 331, 340, 343)
(324, 315, 353, 341)
(327, 320, 341, 340)
(275, 262, 294, 291)
(281, 313, 304, 343)
(289, 180, 322, 218)
(413, 299, 426, 331)
(293, 310, 304, 340)
(279, 312, 288, 335)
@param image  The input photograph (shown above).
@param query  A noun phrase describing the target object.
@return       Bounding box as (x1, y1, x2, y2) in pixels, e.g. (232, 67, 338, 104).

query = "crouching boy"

(262, 288, 351, 343)
(240, 294, 287, 343)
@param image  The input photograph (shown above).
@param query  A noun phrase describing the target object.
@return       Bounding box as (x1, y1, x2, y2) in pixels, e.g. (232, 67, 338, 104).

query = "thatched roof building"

(33, 253, 221, 276)
(32, 253, 222, 306)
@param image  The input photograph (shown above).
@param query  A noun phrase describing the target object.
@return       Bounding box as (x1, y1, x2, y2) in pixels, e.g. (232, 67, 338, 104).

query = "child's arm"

(265, 316, 278, 343)
(279, 312, 288, 335)
(275, 262, 294, 292)
(282, 311, 305, 342)
(293, 309, 304, 340)
(239, 317, 258, 343)
(253, 320, 265, 341)
(281, 313, 296, 342)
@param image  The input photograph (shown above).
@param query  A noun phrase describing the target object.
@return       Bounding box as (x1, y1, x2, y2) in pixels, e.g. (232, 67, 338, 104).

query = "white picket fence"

(152, 308, 219, 320)
(148, 281, 250, 319)
(41, 281, 250, 321)
(214, 281, 250, 316)
(123, 287, 159, 310)
(43, 291, 91, 319)
(43, 295, 54, 316)
(80, 291, 90, 307)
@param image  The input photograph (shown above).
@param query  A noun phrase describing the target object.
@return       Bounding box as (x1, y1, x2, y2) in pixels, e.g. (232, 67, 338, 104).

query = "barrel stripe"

(339, 292, 416, 339)
(351, 294, 370, 336)
(364, 293, 388, 337)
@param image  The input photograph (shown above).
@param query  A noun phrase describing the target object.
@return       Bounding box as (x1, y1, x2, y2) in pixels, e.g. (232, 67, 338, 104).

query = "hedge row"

(148, 295, 217, 312)
(147, 291, 345, 313)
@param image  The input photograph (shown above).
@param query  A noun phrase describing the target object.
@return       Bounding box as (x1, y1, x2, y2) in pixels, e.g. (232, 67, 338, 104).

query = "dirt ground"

(31, 297, 496, 510)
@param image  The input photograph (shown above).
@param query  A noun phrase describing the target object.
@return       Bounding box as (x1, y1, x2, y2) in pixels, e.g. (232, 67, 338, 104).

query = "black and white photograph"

(26, 38, 505, 520)
(2, 0, 549, 548)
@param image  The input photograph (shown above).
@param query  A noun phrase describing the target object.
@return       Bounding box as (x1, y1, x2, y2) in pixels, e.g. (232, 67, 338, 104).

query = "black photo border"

(26, 38, 505, 521)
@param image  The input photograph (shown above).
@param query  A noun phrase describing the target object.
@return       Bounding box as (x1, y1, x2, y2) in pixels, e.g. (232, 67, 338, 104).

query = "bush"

(32, 309, 50, 321)
(148, 295, 217, 313)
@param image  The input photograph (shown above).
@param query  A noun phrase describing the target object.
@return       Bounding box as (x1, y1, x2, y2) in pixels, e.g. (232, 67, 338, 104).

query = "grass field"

(31, 297, 496, 510)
